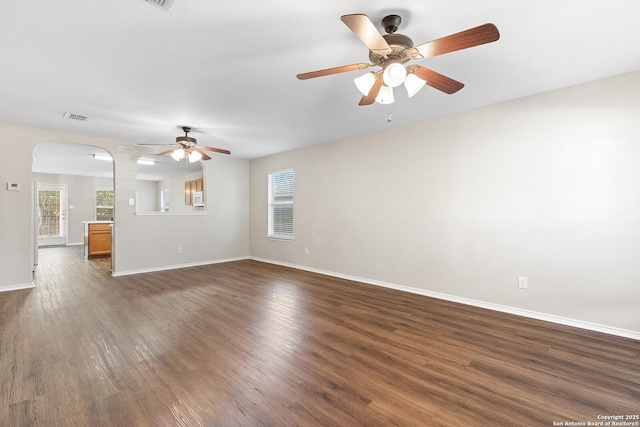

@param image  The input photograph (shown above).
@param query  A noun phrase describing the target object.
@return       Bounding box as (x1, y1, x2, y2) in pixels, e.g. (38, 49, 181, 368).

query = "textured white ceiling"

(3, 0, 640, 167)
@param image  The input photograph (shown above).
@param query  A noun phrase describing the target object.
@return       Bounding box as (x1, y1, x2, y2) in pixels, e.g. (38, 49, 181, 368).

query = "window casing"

(160, 189, 169, 212)
(96, 189, 114, 221)
(268, 169, 294, 240)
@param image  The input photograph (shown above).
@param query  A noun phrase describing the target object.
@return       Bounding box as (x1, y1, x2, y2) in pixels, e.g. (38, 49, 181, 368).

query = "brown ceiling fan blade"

(198, 145, 231, 155)
(156, 149, 178, 156)
(359, 76, 383, 106)
(411, 66, 464, 94)
(412, 23, 499, 60)
(194, 149, 211, 161)
(340, 14, 391, 55)
(297, 63, 372, 80)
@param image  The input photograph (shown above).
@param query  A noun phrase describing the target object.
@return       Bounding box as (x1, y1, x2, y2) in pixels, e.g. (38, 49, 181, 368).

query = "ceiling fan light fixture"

(354, 72, 376, 95)
(188, 150, 202, 163)
(376, 85, 394, 104)
(171, 148, 185, 161)
(404, 73, 427, 98)
(382, 62, 407, 88)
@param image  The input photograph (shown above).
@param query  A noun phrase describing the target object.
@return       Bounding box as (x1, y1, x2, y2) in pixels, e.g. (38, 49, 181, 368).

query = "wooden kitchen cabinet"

(184, 178, 204, 206)
(84, 221, 112, 259)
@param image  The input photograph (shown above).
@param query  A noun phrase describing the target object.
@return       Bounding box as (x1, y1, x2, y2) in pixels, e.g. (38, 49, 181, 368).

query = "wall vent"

(63, 112, 89, 122)
(144, 0, 176, 11)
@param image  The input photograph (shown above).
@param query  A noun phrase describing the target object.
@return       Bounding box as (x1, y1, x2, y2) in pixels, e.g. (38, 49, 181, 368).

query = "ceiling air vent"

(63, 112, 88, 122)
(144, 0, 176, 11)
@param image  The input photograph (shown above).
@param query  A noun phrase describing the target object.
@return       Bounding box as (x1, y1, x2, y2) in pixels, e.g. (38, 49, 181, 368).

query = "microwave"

(192, 191, 204, 207)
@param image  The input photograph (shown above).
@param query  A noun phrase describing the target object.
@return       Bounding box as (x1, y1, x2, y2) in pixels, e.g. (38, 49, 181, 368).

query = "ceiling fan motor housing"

(177, 126, 197, 147)
(369, 15, 414, 67)
(369, 34, 414, 66)
(176, 135, 197, 147)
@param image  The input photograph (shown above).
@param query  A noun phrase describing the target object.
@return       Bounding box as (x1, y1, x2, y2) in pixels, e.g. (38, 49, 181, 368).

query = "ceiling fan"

(139, 127, 231, 162)
(297, 14, 500, 105)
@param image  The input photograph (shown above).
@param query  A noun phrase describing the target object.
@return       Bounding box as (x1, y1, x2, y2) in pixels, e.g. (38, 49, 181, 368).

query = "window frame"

(267, 168, 294, 241)
(95, 188, 114, 221)
(160, 189, 170, 212)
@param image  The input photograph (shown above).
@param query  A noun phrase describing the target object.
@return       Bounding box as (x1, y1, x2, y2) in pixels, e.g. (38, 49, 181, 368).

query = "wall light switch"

(129, 198, 135, 206)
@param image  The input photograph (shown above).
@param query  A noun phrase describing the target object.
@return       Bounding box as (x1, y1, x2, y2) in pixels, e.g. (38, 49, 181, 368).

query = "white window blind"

(268, 169, 294, 239)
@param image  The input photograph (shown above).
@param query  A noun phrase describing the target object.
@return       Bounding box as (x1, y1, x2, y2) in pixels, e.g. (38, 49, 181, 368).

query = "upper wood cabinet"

(185, 178, 203, 206)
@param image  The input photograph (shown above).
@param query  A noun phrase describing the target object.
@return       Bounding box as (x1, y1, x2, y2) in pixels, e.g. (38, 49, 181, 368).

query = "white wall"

(250, 71, 640, 335)
(33, 173, 113, 244)
(115, 155, 249, 273)
(0, 123, 250, 289)
(136, 180, 158, 212)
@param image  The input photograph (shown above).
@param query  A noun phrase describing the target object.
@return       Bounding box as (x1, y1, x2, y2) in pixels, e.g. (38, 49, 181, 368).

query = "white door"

(37, 184, 67, 246)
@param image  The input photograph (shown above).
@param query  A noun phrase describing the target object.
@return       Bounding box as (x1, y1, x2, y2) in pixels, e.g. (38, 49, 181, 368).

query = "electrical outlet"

(177, 247, 182, 254)
(518, 276, 528, 289)
(305, 248, 309, 256)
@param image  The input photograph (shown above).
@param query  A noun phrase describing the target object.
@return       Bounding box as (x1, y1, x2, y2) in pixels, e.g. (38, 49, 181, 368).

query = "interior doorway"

(32, 142, 115, 274)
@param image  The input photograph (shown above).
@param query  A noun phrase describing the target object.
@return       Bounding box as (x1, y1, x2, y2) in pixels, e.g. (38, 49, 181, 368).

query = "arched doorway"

(32, 142, 115, 273)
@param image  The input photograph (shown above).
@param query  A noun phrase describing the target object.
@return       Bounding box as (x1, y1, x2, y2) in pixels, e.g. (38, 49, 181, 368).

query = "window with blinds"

(268, 169, 294, 240)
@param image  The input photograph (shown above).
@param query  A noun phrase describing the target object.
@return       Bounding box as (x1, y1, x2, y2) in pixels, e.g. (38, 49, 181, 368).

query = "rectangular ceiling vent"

(144, 0, 176, 11)
(63, 112, 89, 122)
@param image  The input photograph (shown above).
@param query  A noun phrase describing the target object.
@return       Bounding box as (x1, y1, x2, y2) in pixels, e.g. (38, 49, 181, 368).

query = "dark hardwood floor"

(1, 246, 638, 426)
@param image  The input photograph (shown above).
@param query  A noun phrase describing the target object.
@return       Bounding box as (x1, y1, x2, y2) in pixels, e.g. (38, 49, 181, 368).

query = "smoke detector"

(144, 0, 176, 11)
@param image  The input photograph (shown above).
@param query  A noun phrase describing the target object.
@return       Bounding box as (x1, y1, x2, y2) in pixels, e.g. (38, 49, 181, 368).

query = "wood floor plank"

(1, 246, 638, 426)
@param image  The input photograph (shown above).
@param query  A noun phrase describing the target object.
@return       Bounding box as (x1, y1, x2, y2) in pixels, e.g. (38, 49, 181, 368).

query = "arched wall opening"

(32, 141, 115, 274)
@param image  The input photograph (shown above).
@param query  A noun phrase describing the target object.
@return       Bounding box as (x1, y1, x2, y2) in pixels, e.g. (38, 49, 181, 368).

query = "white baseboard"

(0, 282, 36, 293)
(112, 256, 250, 277)
(250, 257, 640, 341)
